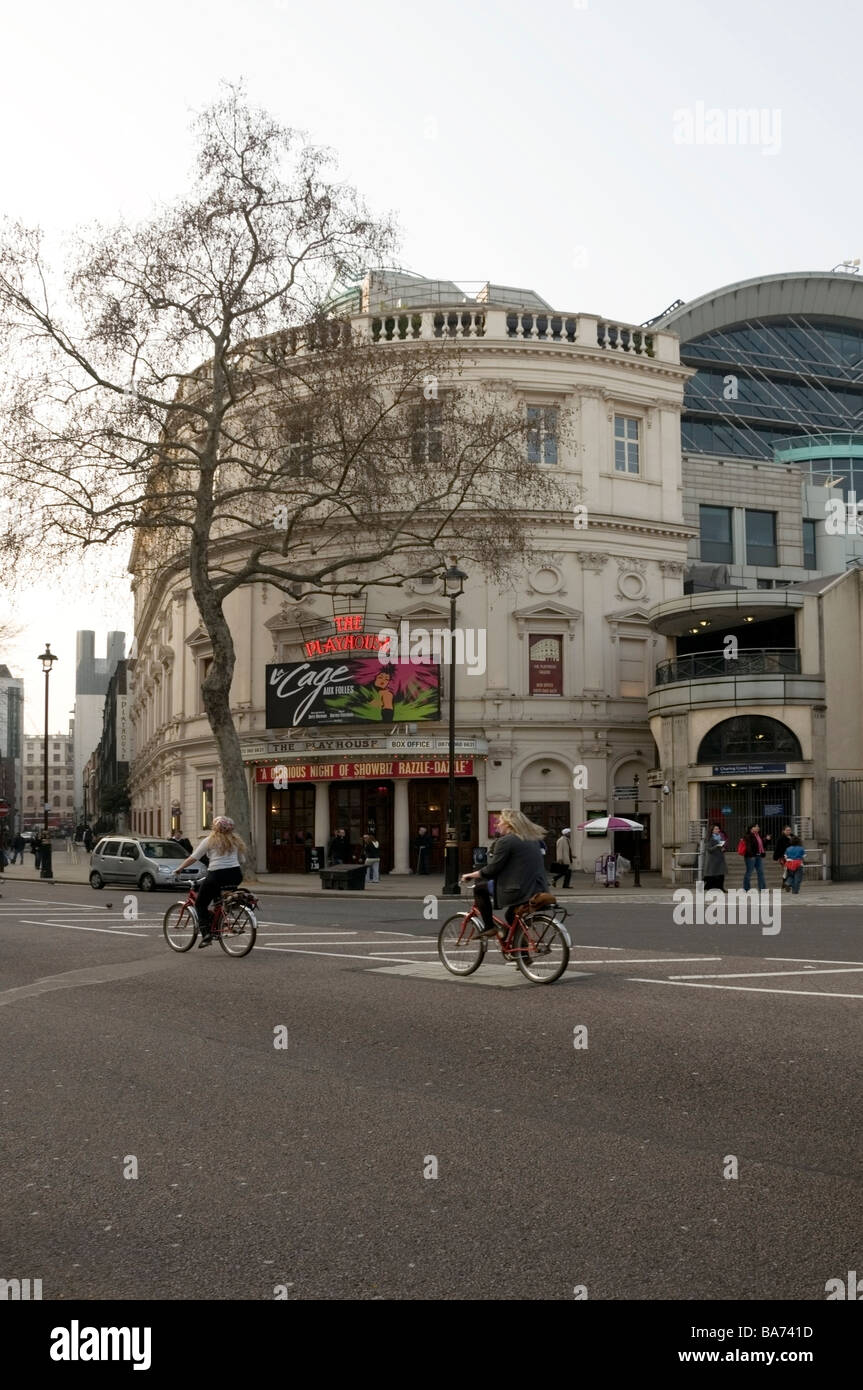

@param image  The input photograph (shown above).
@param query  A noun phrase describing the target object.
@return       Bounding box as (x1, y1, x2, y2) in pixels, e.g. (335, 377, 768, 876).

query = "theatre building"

(127, 271, 693, 876)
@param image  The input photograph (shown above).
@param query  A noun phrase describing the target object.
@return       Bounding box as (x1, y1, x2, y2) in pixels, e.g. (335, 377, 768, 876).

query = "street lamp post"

(38, 645, 58, 881)
(633, 773, 642, 887)
(441, 563, 467, 897)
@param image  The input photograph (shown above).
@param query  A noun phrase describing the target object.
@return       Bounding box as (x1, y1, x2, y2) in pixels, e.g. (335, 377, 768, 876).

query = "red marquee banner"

(256, 758, 474, 783)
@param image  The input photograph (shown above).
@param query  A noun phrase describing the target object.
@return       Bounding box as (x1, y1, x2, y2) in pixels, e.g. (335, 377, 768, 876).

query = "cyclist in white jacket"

(177, 815, 245, 948)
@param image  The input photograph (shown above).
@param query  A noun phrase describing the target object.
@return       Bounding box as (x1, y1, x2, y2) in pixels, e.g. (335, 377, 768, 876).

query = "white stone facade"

(128, 289, 693, 875)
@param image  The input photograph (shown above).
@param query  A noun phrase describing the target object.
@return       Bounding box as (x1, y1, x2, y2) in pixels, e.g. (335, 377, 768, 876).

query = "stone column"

(391, 778, 411, 874)
(314, 781, 330, 855)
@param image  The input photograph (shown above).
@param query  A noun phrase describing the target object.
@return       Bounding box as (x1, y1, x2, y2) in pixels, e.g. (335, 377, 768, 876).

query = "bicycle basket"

(223, 888, 258, 909)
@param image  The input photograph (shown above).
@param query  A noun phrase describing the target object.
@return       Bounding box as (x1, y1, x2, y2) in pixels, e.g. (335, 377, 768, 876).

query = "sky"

(1, 0, 860, 725)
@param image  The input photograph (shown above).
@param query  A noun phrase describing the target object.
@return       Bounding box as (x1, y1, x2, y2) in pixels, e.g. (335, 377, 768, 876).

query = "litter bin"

(320, 864, 366, 890)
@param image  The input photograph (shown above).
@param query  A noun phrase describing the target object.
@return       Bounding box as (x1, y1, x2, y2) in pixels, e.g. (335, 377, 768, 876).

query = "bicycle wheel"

(163, 901, 198, 953)
(438, 911, 486, 976)
(513, 914, 570, 984)
(219, 903, 257, 957)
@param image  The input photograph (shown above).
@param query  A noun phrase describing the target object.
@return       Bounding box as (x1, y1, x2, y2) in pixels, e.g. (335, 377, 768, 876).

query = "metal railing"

(654, 648, 801, 685)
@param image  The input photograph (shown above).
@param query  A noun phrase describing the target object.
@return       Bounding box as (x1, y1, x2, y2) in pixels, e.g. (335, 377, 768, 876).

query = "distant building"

(22, 729, 75, 831)
(86, 659, 132, 832)
(73, 631, 125, 819)
(0, 666, 24, 833)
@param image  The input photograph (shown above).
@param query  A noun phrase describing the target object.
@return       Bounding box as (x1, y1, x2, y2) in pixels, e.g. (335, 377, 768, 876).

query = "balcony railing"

(654, 648, 802, 685)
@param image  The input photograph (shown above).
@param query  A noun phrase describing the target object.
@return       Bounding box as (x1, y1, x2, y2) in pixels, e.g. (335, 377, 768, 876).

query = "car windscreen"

(138, 841, 185, 860)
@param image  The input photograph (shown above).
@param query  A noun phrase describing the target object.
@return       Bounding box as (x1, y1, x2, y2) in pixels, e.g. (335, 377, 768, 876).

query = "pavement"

(2, 853, 853, 903)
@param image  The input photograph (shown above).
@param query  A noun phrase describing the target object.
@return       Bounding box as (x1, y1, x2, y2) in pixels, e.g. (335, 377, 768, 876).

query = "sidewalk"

(2, 859, 858, 902)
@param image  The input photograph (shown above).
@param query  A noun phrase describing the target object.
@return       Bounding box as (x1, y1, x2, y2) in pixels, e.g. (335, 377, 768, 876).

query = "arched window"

(698, 716, 802, 763)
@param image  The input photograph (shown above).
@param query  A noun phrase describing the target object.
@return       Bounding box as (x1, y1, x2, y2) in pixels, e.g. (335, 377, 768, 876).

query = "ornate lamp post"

(441, 563, 467, 897)
(37, 644, 58, 880)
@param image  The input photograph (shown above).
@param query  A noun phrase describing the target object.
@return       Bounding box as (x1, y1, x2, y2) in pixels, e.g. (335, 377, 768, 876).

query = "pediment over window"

(513, 600, 582, 640)
(383, 600, 452, 625)
(185, 625, 213, 652)
(605, 606, 652, 626)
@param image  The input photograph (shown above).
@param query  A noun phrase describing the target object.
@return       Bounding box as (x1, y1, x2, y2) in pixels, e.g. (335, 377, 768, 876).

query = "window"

(282, 426, 314, 478)
(411, 400, 443, 466)
(120, 844, 139, 859)
(26, 781, 33, 790)
(66, 780, 74, 790)
(614, 415, 640, 473)
(526, 406, 559, 466)
(53, 753, 61, 763)
(26, 754, 33, 763)
(102, 840, 121, 856)
(697, 715, 802, 763)
(199, 655, 213, 713)
(802, 519, 817, 570)
(200, 777, 214, 830)
(52, 796, 60, 807)
(528, 635, 563, 694)
(53, 780, 60, 790)
(619, 639, 647, 697)
(66, 796, 74, 806)
(745, 509, 777, 566)
(699, 505, 733, 564)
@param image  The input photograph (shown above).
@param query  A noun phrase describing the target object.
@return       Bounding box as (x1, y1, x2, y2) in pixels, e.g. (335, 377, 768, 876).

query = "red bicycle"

(163, 882, 258, 957)
(437, 895, 570, 984)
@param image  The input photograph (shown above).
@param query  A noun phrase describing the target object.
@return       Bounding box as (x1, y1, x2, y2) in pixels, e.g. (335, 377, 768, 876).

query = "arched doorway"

(698, 715, 803, 850)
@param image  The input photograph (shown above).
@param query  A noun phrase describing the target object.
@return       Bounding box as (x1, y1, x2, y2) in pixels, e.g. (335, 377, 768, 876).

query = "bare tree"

(0, 86, 573, 854)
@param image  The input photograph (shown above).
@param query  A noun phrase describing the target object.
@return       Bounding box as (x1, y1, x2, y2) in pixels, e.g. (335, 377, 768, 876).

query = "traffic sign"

(0, 807, 9, 818)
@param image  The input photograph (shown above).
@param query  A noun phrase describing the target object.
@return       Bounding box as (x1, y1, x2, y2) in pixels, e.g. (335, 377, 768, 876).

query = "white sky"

(2, 0, 859, 723)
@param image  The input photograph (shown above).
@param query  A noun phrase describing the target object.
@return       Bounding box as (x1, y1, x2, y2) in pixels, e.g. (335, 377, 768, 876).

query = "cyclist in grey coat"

(461, 808, 549, 938)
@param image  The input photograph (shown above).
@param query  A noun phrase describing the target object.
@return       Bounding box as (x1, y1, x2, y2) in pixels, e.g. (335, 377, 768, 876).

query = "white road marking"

(670, 966, 863, 980)
(18, 919, 150, 937)
(568, 956, 723, 966)
(629, 978, 863, 999)
(256, 946, 418, 963)
(767, 956, 863, 966)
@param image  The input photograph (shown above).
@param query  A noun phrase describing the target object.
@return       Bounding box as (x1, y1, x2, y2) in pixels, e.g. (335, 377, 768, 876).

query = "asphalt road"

(0, 879, 860, 1301)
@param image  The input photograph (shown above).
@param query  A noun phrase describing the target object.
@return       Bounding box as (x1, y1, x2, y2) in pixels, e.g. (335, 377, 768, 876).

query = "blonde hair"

(498, 808, 547, 840)
(208, 827, 247, 858)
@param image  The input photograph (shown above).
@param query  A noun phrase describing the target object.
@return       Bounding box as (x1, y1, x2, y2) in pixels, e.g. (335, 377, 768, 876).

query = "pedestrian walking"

(83, 826, 94, 853)
(328, 828, 348, 865)
(773, 824, 793, 890)
(32, 830, 43, 870)
(782, 837, 807, 895)
(362, 833, 381, 884)
(10, 832, 26, 864)
(415, 825, 432, 874)
(703, 823, 727, 891)
(739, 823, 766, 891)
(551, 828, 573, 888)
(171, 832, 193, 855)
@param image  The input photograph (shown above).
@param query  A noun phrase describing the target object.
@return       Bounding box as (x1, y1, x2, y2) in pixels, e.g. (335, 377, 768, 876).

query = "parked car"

(89, 837, 204, 892)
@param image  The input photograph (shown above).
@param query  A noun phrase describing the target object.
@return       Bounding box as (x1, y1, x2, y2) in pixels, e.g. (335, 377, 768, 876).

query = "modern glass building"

(646, 271, 863, 874)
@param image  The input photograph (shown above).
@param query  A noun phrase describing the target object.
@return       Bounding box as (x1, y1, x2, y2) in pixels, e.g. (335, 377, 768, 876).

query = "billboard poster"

(266, 658, 441, 729)
(528, 634, 563, 695)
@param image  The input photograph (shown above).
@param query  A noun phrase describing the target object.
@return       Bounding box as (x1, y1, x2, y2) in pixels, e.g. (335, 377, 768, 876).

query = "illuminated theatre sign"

(302, 613, 389, 659)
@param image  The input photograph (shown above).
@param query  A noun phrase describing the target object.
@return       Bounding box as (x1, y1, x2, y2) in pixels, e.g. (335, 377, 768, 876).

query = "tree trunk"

(189, 556, 254, 872)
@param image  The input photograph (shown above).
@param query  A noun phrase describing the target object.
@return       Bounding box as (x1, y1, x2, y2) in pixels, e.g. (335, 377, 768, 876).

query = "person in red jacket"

(741, 823, 766, 892)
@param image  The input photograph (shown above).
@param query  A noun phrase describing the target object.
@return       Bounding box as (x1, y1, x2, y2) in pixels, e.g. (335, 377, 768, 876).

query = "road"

(0, 879, 860, 1301)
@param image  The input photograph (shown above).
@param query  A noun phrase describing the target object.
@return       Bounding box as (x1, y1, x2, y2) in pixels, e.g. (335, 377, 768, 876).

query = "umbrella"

(576, 816, 644, 832)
